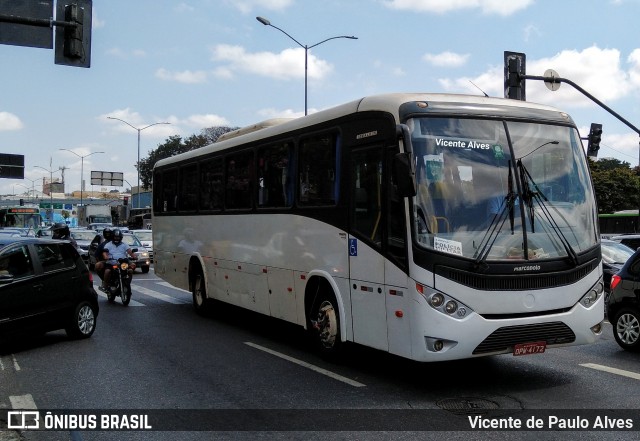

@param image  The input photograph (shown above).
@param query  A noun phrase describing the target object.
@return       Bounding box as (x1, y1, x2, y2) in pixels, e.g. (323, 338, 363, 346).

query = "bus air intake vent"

(439, 260, 598, 291)
(472, 322, 575, 355)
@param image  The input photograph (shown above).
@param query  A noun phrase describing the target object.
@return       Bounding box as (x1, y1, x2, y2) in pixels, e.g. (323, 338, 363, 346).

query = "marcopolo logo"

(513, 265, 541, 272)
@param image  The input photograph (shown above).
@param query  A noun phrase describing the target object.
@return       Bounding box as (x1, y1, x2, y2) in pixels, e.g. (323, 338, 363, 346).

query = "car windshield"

(134, 231, 152, 241)
(71, 231, 98, 241)
(410, 116, 598, 262)
(602, 241, 635, 264)
(122, 235, 142, 247)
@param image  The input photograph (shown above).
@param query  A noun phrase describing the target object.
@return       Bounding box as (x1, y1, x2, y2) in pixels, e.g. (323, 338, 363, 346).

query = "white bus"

(152, 93, 604, 361)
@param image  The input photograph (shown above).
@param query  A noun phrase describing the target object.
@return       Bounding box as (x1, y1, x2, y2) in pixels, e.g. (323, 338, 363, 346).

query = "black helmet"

(51, 222, 70, 239)
(103, 227, 113, 240)
(112, 229, 123, 244)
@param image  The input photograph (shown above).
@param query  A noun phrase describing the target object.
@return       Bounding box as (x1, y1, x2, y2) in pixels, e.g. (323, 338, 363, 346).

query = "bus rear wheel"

(309, 292, 342, 358)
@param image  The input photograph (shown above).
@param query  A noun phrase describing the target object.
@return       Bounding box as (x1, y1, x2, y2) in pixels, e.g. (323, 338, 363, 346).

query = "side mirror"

(393, 152, 417, 197)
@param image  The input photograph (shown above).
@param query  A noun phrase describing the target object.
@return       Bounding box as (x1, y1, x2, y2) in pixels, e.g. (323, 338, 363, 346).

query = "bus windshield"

(410, 117, 598, 261)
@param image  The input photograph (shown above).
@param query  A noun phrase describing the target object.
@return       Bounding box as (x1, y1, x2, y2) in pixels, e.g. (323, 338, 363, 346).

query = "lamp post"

(107, 117, 170, 208)
(256, 16, 357, 115)
(35, 162, 62, 224)
(59, 149, 105, 207)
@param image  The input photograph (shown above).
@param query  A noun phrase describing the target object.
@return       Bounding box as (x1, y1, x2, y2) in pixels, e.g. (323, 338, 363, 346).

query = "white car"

(132, 229, 153, 262)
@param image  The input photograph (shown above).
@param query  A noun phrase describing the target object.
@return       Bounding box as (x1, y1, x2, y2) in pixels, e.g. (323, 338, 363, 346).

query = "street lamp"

(35, 162, 62, 223)
(256, 16, 357, 115)
(59, 149, 105, 207)
(107, 117, 171, 208)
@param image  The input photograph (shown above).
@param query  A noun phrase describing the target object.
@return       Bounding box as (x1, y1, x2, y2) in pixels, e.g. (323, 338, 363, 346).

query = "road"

(1, 268, 640, 440)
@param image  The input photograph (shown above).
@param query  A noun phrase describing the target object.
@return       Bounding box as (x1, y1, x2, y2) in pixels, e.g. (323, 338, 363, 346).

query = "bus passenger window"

(258, 143, 293, 208)
(225, 150, 254, 209)
(298, 134, 338, 206)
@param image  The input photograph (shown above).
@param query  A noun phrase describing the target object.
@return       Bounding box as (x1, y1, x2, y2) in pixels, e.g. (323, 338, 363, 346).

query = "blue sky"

(1, 0, 640, 197)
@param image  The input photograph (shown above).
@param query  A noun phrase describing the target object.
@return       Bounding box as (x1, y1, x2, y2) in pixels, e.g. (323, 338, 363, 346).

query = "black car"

(0, 237, 99, 340)
(607, 248, 640, 351)
(601, 239, 635, 295)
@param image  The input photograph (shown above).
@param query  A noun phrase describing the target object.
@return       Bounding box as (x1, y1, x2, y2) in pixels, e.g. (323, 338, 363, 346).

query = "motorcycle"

(105, 257, 133, 306)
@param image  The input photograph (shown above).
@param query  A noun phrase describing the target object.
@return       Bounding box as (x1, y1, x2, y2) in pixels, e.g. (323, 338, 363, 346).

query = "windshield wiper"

(517, 159, 579, 265)
(473, 191, 517, 267)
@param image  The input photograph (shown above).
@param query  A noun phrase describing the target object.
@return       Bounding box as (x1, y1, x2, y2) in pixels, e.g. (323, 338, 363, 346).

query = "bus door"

(349, 146, 388, 351)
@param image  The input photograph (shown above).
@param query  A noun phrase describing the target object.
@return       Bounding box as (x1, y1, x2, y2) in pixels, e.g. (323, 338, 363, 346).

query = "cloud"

(257, 107, 305, 119)
(423, 51, 470, 68)
(0, 112, 24, 131)
(211, 44, 333, 81)
(227, 0, 294, 14)
(440, 46, 640, 108)
(183, 114, 231, 128)
(382, 0, 534, 16)
(155, 68, 208, 84)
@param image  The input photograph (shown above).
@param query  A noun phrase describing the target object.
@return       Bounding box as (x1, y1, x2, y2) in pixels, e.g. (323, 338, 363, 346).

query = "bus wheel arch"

(305, 275, 345, 358)
(189, 257, 209, 315)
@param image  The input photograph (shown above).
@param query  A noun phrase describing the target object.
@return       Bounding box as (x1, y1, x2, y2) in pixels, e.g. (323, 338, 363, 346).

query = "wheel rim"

(315, 300, 338, 349)
(616, 313, 640, 345)
(77, 305, 95, 335)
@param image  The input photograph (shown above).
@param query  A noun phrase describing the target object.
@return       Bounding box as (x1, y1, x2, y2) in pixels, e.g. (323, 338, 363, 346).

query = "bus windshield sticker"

(434, 237, 463, 256)
(432, 137, 499, 151)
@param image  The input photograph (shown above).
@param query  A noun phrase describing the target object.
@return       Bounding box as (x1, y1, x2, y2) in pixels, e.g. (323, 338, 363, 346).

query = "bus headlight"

(579, 277, 604, 308)
(419, 286, 473, 320)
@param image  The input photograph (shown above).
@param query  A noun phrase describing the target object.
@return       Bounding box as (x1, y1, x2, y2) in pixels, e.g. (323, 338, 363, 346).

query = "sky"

(1, 0, 640, 198)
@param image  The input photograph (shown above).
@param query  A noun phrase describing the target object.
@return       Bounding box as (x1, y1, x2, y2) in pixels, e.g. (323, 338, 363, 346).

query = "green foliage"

(588, 157, 640, 213)
(137, 126, 238, 189)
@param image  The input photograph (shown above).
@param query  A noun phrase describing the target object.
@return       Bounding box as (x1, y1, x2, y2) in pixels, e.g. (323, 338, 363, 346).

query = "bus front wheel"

(309, 292, 342, 358)
(192, 268, 210, 316)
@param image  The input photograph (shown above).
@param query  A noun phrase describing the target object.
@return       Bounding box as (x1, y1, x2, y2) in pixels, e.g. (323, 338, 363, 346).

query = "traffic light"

(54, 1, 92, 68)
(586, 123, 603, 158)
(123, 196, 129, 206)
(504, 51, 526, 101)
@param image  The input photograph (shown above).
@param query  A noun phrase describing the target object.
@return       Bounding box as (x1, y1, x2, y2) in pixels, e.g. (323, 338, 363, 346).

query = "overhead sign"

(91, 171, 124, 187)
(0, 0, 53, 49)
(0, 153, 25, 179)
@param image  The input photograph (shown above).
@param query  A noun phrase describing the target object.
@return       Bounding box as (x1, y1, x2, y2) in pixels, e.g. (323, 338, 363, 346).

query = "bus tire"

(192, 267, 210, 316)
(308, 289, 342, 359)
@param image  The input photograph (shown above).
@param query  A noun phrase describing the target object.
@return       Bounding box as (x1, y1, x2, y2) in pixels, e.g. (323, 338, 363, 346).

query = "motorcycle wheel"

(107, 288, 115, 303)
(121, 283, 131, 306)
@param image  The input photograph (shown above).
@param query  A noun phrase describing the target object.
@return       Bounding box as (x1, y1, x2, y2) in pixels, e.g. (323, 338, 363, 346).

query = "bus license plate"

(513, 341, 546, 356)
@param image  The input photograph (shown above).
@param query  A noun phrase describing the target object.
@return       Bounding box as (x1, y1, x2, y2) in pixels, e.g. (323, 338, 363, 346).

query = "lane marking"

(156, 281, 190, 293)
(581, 363, 640, 381)
(244, 342, 366, 388)
(93, 286, 145, 306)
(10, 394, 37, 409)
(131, 284, 190, 304)
(12, 354, 20, 371)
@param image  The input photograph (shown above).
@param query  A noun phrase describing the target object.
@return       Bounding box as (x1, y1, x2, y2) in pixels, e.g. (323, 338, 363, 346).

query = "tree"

(588, 157, 640, 213)
(137, 126, 238, 188)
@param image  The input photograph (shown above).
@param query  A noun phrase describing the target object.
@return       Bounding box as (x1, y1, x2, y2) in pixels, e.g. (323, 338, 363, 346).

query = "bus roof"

(155, 92, 573, 169)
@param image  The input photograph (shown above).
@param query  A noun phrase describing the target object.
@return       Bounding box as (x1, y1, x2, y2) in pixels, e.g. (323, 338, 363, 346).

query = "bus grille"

(440, 260, 598, 291)
(472, 322, 576, 355)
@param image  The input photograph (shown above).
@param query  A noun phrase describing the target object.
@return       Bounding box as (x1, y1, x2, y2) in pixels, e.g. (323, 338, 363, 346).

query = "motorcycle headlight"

(120, 262, 129, 270)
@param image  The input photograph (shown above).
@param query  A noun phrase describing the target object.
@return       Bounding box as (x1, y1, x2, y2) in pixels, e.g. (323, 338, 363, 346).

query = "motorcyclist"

(101, 229, 137, 292)
(94, 227, 113, 284)
(51, 222, 78, 249)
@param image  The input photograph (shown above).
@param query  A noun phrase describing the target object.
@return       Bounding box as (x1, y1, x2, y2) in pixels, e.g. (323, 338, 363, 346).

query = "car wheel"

(66, 301, 97, 339)
(308, 290, 342, 359)
(613, 307, 640, 351)
(141, 266, 150, 274)
(192, 267, 210, 316)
